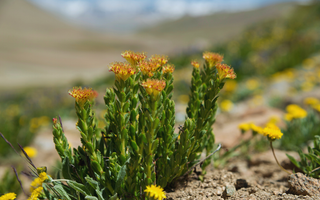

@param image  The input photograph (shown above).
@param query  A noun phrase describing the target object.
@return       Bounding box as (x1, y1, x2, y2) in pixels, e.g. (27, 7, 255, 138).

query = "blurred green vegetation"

(0, 168, 21, 196)
(277, 107, 320, 151)
(0, 88, 74, 158)
(171, 2, 320, 80)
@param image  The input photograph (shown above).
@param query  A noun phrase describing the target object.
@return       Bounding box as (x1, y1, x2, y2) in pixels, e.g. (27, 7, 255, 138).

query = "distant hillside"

(138, 2, 295, 49)
(0, 0, 297, 89)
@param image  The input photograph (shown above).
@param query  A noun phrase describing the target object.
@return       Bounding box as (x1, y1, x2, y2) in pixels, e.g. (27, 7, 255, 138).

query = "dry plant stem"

(310, 166, 320, 173)
(270, 141, 291, 175)
(182, 143, 221, 177)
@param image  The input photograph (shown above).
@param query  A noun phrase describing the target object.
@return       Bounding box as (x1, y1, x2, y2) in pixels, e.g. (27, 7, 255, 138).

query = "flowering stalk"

(186, 61, 202, 120)
(140, 79, 166, 186)
(186, 53, 236, 172)
(156, 68, 175, 188)
(125, 73, 144, 198)
(69, 87, 104, 176)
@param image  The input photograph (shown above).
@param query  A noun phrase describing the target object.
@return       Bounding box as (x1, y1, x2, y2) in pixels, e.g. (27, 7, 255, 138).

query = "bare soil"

(165, 158, 318, 200)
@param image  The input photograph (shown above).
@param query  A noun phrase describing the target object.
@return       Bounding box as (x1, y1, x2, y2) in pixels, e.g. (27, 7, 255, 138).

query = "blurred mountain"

(0, 0, 175, 89)
(0, 0, 297, 89)
(138, 2, 296, 50)
(28, 0, 307, 32)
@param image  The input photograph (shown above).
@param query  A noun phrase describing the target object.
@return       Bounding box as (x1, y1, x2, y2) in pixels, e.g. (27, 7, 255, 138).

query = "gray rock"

(287, 173, 320, 196)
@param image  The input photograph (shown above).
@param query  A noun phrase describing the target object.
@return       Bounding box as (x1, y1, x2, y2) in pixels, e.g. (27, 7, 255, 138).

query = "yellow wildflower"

(0, 193, 16, 200)
(162, 64, 175, 74)
(144, 185, 166, 200)
(141, 79, 166, 99)
(30, 172, 48, 192)
(121, 50, 147, 67)
(191, 60, 200, 69)
(284, 104, 307, 121)
(216, 63, 236, 80)
(109, 62, 136, 81)
(304, 97, 319, 106)
(202, 52, 223, 68)
(262, 124, 283, 140)
(28, 187, 43, 200)
(23, 146, 37, 158)
(238, 123, 251, 131)
(250, 123, 263, 134)
(220, 100, 233, 112)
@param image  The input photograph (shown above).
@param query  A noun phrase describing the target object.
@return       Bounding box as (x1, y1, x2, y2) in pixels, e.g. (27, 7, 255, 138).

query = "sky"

(28, 0, 310, 31)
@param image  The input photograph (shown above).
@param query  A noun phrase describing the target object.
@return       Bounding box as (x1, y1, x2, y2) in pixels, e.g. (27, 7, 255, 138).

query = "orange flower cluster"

(191, 60, 200, 69)
(68, 87, 98, 105)
(203, 52, 223, 68)
(121, 50, 147, 67)
(149, 55, 168, 66)
(139, 60, 162, 77)
(141, 79, 166, 98)
(216, 63, 236, 80)
(162, 64, 175, 74)
(109, 62, 137, 81)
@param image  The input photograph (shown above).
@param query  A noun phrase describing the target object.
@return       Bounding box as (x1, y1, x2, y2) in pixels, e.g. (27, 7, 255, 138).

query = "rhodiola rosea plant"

(35, 50, 236, 200)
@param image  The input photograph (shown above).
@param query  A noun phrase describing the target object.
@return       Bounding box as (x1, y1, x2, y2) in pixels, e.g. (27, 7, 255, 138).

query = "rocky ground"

(166, 159, 320, 200)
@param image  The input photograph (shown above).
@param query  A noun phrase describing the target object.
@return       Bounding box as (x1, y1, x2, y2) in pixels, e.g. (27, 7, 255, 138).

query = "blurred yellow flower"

(220, 100, 234, 112)
(284, 104, 307, 121)
(224, 80, 237, 93)
(311, 104, 320, 112)
(304, 97, 319, 106)
(0, 193, 16, 200)
(301, 81, 314, 92)
(23, 146, 37, 158)
(29, 116, 51, 132)
(250, 123, 263, 134)
(245, 79, 259, 90)
(238, 123, 251, 131)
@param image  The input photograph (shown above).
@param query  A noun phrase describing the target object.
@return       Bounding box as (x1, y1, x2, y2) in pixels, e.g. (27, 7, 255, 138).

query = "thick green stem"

(146, 100, 157, 185)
